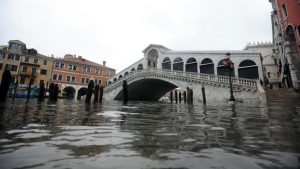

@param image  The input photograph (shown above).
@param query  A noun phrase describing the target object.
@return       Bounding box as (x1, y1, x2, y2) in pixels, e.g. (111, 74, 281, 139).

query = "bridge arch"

(185, 57, 197, 73)
(173, 57, 184, 71)
(147, 49, 158, 69)
(162, 57, 171, 70)
(130, 68, 136, 73)
(200, 58, 214, 75)
(124, 72, 129, 77)
(118, 75, 123, 80)
(217, 59, 235, 77)
(238, 59, 258, 79)
(114, 78, 178, 101)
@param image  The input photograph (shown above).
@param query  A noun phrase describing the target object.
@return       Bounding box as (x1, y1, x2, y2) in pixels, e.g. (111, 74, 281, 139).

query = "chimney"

(103, 61, 106, 67)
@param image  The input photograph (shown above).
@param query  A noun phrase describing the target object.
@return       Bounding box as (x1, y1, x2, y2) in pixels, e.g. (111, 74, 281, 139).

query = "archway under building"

(162, 57, 171, 70)
(200, 58, 214, 75)
(63, 86, 76, 99)
(185, 57, 197, 73)
(147, 49, 158, 69)
(173, 57, 184, 71)
(217, 59, 235, 77)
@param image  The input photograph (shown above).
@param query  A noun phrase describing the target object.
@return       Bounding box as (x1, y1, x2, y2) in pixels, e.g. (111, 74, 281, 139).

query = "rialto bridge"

(104, 44, 266, 103)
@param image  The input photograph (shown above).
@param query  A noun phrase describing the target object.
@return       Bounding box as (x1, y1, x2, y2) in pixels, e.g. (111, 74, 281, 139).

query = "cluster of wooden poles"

(169, 87, 206, 104)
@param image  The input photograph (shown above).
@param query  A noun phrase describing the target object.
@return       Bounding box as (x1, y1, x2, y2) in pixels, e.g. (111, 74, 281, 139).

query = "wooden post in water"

(123, 80, 128, 104)
(38, 81, 45, 101)
(12, 80, 18, 101)
(0, 70, 11, 103)
(99, 86, 103, 103)
(170, 90, 173, 103)
(186, 87, 190, 104)
(53, 84, 59, 101)
(27, 76, 34, 100)
(94, 84, 99, 103)
(201, 87, 206, 105)
(183, 91, 186, 103)
(190, 89, 193, 104)
(175, 90, 178, 103)
(49, 83, 54, 101)
(85, 80, 94, 103)
(179, 91, 181, 103)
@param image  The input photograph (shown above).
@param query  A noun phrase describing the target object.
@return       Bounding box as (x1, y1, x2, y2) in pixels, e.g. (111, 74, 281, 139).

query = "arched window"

(113, 78, 117, 82)
(238, 60, 258, 79)
(173, 57, 183, 71)
(162, 57, 171, 70)
(124, 72, 129, 76)
(108, 81, 112, 84)
(217, 59, 235, 77)
(185, 57, 197, 73)
(137, 64, 143, 70)
(200, 58, 214, 75)
(118, 75, 123, 80)
(131, 68, 135, 73)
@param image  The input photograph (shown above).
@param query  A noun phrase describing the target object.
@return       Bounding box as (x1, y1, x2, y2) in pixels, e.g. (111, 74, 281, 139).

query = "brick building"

(52, 54, 115, 99)
(269, 0, 300, 90)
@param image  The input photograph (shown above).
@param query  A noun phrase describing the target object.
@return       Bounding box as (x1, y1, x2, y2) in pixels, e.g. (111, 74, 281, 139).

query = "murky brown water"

(0, 98, 299, 169)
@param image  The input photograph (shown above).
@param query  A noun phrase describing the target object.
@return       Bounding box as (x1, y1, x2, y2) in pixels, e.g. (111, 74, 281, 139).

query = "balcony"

(20, 71, 37, 77)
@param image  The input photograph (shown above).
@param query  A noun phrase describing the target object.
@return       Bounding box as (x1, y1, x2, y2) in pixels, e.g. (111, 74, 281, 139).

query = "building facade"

(0, 40, 54, 96)
(52, 54, 115, 99)
(269, 0, 300, 90)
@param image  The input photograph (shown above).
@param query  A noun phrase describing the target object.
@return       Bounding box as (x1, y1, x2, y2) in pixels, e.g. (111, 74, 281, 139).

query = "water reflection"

(0, 98, 299, 169)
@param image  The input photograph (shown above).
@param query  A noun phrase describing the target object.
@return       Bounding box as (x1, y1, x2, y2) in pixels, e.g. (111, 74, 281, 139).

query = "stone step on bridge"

(103, 69, 266, 103)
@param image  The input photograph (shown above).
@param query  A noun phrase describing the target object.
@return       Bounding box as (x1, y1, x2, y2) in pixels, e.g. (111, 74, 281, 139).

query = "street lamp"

(223, 52, 235, 102)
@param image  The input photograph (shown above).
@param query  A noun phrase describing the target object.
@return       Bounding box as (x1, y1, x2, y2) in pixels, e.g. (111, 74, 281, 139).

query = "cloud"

(0, 0, 272, 72)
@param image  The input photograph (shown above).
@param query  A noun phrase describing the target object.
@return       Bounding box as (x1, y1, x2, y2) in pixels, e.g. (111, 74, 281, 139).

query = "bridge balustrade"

(105, 69, 257, 93)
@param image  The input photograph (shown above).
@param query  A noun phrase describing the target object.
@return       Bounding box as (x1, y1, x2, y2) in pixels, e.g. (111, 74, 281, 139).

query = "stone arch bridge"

(104, 69, 264, 103)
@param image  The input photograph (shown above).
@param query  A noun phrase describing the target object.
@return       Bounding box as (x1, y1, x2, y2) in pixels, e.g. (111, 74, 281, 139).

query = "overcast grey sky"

(0, 0, 272, 72)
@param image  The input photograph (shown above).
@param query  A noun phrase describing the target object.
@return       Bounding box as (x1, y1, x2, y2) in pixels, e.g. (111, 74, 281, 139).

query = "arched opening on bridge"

(124, 72, 129, 77)
(137, 64, 143, 70)
(217, 59, 235, 77)
(108, 81, 112, 85)
(238, 60, 258, 79)
(200, 58, 214, 75)
(63, 86, 76, 99)
(173, 57, 183, 71)
(130, 68, 135, 74)
(162, 57, 171, 70)
(147, 49, 158, 69)
(113, 78, 117, 82)
(185, 57, 197, 73)
(118, 75, 123, 80)
(114, 78, 177, 101)
(77, 87, 88, 100)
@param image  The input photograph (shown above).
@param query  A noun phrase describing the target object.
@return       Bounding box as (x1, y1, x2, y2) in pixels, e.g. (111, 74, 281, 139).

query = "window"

(34, 58, 38, 64)
(87, 67, 90, 72)
(25, 57, 29, 62)
(43, 59, 47, 65)
(96, 69, 99, 74)
(282, 4, 288, 18)
(100, 69, 103, 75)
(8, 54, 15, 60)
(99, 80, 102, 85)
(71, 76, 75, 82)
(0, 63, 3, 70)
(40, 69, 47, 75)
(0, 52, 4, 59)
(5, 64, 18, 71)
(58, 75, 63, 80)
(86, 78, 89, 83)
(81, 78, 85, 83)
(60, 63, 65, 68)
(55, 62, 59, 68)
(67, 76, 71, 82)
(52, 74, 57, 80)
(22, 67, 27, 72)
(15, 55, 20, 61)
(95, 79, 98, 84)
(20, 77, 25, 84)
(32, 68, 37, 75)
(73, 65, 77, 71)
(68, 64, 73, 70)
(40, 80, 44, 85)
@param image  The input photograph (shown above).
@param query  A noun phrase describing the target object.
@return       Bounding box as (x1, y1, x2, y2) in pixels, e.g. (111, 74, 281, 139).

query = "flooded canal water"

(0, 98, 299, 169)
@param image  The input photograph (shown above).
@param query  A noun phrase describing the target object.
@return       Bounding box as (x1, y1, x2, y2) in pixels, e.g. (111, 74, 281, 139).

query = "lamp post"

(224, 52, 235, 102)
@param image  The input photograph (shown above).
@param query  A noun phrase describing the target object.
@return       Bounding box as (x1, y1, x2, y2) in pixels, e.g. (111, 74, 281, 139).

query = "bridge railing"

(105, 69, 257, 92)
